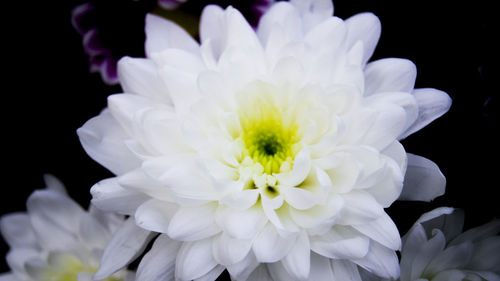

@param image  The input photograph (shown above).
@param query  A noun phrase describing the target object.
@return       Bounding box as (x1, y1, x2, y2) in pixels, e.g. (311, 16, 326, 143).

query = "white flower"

(0, 175, 133, 281)
(77, 0, 451, 280)
(394, 207, 500, 281)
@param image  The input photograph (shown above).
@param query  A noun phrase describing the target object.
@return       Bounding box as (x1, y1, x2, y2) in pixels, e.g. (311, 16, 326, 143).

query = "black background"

(1, 0, 498, 277)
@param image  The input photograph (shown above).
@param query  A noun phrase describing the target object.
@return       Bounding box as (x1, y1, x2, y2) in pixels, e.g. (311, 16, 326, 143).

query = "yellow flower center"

(238, 88, 300, 174)
(40, 254, 123, 281)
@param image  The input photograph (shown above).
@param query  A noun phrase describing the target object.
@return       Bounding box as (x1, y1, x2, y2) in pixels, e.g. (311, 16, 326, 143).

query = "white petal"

(275, 149, 311, 187)
(6, 248, 40, 279)
(78, 213, 112, 250)
(117, 57, 171, 104)
(282, 187, 320, 210)
(90, 177, 149, 215)
(450, 219, 500, 246)
(94, 218, 156, 280)
(78, 109, 140, 175)
(338, 191, 385, 225)
(145, 14, 199, 57)
(400, 88, 452, 139)
(27, 190, 85, 251)
(216, 205, 267, 240)
(0, 213, 37, 248)
(212, 232, 253, 266)
(246, 265, 272, 281)
(167, 204, 220, 241)
(424, 241, 472, 276)
(252, 223, 295, 263)
(281, 231, 310, 280)
(364, 58, 417, 96)
(352, 213, 401, 251)
(267, 262, 295, 281)
(408, 229, 446, 280)
(352, 241, 400, 280)
(175, 238, 218, 281)
(0, 273, 18, 281)
(310, 226, 370, 260)
(345, 13, 381, 65)
(135, 199, 177, 234)
(431, 269, 467, 281)
(199, 5, 225, 58)
(331, 260, 362, 281)
(135, 235, 182, 281)
(226, 251, 259, 281)
(291, 0, 333, 31)
(117, 169, 173, 202)
(43, 174, 68, 195)
(400, 153, 446, 202)
(308, 253, 335, 280)
(465, 236, 500, 271)
(193, 265, 225, 281)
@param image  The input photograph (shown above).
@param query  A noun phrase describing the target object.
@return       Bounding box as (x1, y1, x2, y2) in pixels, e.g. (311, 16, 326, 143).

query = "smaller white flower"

(367, 207, 500, 281)
(0, 175, 133, 281)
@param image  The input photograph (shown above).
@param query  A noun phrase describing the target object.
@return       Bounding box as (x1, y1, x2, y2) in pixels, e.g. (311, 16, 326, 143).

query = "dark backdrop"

(1, 0, 498, 277)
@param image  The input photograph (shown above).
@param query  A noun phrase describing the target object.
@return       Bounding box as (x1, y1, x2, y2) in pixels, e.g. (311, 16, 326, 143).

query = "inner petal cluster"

(238, 93, 300, 175)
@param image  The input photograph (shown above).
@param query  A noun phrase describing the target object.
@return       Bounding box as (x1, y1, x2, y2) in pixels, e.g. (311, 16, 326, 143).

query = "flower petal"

(0, 213, 37, 249)
(27, 190, 85, 251)
(352, 241, 400, 280)
(117, 57, 171, 104)
(400, 153, 446, 202)
(365, 58, 417, 96)
(175, 238, 218, 281)
(226, 251, 259, 281)
(135, 199, 177, 234)
(252, 223, 295, 263)
(281, 231, 310, 280)
(167, 204, 220, 241)
(330, 260, 362, 281)
(216, 205, 268, 240)
(400, 88, 452, 139)
(352, 212, 401, 251)
(310, 226, 370, 259)
(212, 232, 253, 266)
(94, 218, 156, 280)
(145, 14, 199, 57)
(135, 235, 182, 281)
(308, 253, 335, 280)
(78, 109, 140, 175)
(91, 177, 149, 215)
(345, 12, 381, 65)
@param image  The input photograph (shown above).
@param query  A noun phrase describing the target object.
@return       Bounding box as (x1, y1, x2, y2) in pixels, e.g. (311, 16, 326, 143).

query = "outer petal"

(364, 58, 417, 96)
(27, 190, 85, 251)
(331, 259, 362, 281)
(399, 153, 446, 202)
(145, 14, 199, 57)
(135, 235, 182, 281)
(78, 109, 140, 175)
(0, 213, 37, 249)
(167, 204, 220, 241)
(91, 177, 149, 215)
(212, 232, 253, 266)
(281, 231, 310, 280)
(135, 199, 177, 234)
(117, 57, 171, 104)
(94, 218, 156, 280)
(352, 213, 401, 251)
(345, 13, 381, 65)
(252, 223, 295, 263)
(400, 88, 452, 139)
(175, 238, 218, 281)
(352, 241, 400, 280)
(310, 226, 370, 259)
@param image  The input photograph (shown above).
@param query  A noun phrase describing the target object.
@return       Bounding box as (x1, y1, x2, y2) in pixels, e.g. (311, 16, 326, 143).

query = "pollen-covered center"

(238, 91, 300, 174)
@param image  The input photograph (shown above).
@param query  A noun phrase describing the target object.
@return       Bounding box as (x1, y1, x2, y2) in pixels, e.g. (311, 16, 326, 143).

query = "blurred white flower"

(394, 207, 500, 281)
(0, 175, 133, 281)
(78, 0, 451, 280)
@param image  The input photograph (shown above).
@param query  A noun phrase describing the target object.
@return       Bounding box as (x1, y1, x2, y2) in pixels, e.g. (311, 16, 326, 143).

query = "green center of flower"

(238, 92, 299, 174)
(40, 254, 123, 281)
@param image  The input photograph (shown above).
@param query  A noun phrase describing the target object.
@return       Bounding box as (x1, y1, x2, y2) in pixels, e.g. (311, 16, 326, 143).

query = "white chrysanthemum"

(383, 207, 500, 281)
(78, 0, 451, 280)
(0, 175, 133, 281)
